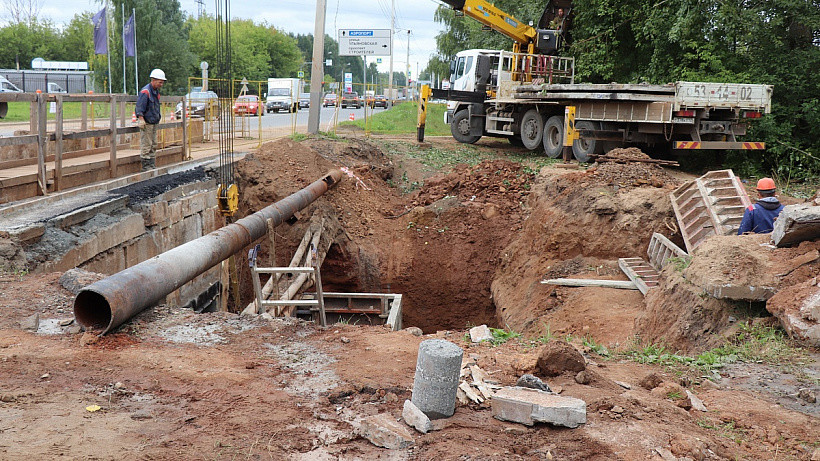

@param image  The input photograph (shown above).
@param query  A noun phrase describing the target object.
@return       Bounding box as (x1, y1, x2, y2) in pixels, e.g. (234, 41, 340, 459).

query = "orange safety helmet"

(756, 177, 776, 192)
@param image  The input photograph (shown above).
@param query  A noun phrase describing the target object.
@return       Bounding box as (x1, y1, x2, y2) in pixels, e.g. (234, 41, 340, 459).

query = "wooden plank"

(541, 278, 639, 290)
(109, 96, 117, 178)
(54, 94, 63, 191)
(0, 135, 40, 147)
(36, 94, 47, 196)
(80, 100, 88, 150)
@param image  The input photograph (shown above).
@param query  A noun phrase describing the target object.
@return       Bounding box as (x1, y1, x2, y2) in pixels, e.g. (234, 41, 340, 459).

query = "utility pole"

(388, 0, 394, 104)
(308, 0, 327, 134)
(406, 30, 410, 93)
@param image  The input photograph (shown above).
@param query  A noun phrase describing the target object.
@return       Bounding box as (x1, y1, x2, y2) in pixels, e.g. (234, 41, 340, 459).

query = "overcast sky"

(34, 0, 444, 76)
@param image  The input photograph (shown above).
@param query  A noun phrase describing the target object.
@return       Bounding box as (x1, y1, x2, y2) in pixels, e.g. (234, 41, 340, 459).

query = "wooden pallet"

(669, 169, 752, 252)
(618, 257, 660, 295)
(647, 233, 688, 271)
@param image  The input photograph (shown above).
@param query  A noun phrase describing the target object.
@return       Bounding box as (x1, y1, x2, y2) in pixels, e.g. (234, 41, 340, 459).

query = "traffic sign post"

(338, 29, 391, 56)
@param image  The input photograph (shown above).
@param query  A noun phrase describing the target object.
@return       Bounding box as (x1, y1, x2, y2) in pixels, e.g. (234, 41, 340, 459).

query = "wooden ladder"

(669, 169, 752, 252)
(647, 232, 688, 271)
(618, 258, 660, 295)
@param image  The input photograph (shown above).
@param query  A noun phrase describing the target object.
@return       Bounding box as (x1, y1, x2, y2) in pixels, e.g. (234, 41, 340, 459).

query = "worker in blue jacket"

(135, 68, 166, 171)
(738, 177, 784, 234)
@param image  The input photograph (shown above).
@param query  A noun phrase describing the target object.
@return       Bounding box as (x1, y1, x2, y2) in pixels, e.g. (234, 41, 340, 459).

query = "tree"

(1, 0, 43, 25)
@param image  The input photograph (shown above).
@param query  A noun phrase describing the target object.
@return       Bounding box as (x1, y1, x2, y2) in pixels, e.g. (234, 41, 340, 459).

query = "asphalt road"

(233, 104, 388, 131)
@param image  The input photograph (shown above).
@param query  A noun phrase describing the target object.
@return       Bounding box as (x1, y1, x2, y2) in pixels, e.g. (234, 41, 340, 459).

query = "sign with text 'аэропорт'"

(338, 29, 391, 56)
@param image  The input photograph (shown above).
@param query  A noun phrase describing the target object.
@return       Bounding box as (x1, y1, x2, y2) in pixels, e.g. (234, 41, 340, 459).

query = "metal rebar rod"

(74, 169, 343, 334)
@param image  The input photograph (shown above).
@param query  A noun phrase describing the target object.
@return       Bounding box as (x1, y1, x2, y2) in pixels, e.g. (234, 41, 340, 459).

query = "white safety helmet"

(149, 69, 167, 81)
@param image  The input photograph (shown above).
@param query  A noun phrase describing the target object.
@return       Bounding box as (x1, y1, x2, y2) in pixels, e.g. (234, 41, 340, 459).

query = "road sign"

(338, 29, 391, 56)
(298, 71, 304, 78)
(344, 72, 353, 93)
(377, 58, 382, 63)
(240, 77, 249, 95)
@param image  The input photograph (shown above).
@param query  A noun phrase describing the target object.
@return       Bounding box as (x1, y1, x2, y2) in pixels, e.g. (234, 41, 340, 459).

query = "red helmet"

(756, 177, 776, 192)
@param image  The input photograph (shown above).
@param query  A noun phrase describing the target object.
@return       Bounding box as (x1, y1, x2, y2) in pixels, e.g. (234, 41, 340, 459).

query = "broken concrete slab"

(491, 386, 586, 428)
(772, 205, 820, 247)
(685, 390, 707, 412)
(704, 282, 777, 301)
(402, 399, 432, 434)
(469, 324, 492, 343)
(20, 313, 39, 331)
(358, 413, 414, 449)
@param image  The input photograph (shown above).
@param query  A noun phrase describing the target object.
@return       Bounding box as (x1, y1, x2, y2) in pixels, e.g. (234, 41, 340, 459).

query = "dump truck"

(434, 1, 773, 160)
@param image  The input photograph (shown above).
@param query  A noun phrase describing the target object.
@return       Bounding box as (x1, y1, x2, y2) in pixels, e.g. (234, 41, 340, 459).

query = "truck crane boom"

(439, 0, 560, 55)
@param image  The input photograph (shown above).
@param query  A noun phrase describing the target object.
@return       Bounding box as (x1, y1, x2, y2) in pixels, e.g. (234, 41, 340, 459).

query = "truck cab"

(266, 78, 302, 113)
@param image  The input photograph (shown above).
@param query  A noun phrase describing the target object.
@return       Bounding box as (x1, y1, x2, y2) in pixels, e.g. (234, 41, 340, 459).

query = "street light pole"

(388, 0, 394, 104)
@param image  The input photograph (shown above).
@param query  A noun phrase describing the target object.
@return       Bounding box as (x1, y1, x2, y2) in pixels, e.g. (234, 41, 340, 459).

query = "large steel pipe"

(74, 170, 343, 334)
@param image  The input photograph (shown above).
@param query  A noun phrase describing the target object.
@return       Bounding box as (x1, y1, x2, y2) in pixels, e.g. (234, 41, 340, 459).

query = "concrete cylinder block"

(411, 339, 463, 419)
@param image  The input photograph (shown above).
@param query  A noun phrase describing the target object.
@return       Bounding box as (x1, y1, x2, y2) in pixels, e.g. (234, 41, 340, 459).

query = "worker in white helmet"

(135, 68, 167, 171)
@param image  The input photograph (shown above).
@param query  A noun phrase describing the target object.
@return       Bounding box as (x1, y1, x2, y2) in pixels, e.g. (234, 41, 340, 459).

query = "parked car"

(175, 90, 219, 119)
(298, 92, 311, 109)
(341, 91, 361, 109)
(373, 95, 388, 108)
(233, 94, 263, 116)
(323, 93, 338, 107)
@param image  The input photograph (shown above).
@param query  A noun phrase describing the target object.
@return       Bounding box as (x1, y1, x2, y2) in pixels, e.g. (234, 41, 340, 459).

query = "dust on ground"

(1, 135, 818, 460)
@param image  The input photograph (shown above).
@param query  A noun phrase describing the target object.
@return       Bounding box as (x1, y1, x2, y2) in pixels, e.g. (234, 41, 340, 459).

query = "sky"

(35, 0, 446, 76)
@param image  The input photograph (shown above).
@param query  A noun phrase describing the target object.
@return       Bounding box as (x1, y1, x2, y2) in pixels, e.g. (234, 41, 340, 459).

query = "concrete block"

(469, 324, 493, 343)
(704, 283, 776, 301)
(43, 214, 145, 273)
(124, 235, 160, 268)
(358, 413, 414, 449)
(181, 193, 208, 217)
(411, 339, 463, 419)
(53, 196, 128, 230)
(781, 314, 820, 347)
(168, 200, 184, 224)
(8, 224, 45, 244)
(772, 205, 820, 247)
(492, 386, 586, 428)
(140, 201, 169, 227)
(402, 399, 432, 434)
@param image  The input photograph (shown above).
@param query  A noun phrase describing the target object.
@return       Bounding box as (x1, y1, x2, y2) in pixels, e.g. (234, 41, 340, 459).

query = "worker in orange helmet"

(737, 177, 784, 234)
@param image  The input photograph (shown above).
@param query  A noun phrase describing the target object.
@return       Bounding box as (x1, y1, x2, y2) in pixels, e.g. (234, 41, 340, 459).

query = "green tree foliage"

(0, 20, 64, 68)
(432, 0, 820, 176)
(187, 16, 301, 88)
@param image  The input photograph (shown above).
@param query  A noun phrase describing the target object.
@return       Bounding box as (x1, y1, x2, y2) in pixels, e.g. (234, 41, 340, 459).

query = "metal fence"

(0, 70, 94, 94)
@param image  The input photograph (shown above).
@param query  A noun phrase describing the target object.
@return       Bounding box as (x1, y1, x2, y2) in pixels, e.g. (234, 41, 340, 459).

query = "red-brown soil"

(1, 135, 818, 459)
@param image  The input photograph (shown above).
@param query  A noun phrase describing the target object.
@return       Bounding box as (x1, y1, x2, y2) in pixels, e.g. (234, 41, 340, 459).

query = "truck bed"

(504, 81, 772, 112)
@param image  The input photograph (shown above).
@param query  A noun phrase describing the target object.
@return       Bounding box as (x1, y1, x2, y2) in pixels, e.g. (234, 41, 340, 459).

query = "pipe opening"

(323, 174, 336, 186)
(74, 290, 113, 332)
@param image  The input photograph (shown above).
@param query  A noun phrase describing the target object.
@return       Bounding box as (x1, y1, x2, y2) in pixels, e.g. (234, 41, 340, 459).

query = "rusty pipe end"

(325, 169, 343, 188)
(74, 288, 114, 335)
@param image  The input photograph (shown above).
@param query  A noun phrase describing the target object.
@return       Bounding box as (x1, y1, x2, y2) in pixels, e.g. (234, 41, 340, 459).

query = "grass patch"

(696, 418, 747, 444)
(339, 102, 449, 136)
(290, 133, 308, 142)
(490, 326, 521, 346)
(0, 100, 131, 123)
(668, 256, 692, 272)
(622, 323, 809, 376)
(583, 336, 610, 357)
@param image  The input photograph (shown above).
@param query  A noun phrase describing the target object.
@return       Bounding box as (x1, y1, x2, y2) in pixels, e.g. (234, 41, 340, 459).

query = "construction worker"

(737, 177, 784, 234)
(549, 8, 565, 30)
(136, 68, 166, 171)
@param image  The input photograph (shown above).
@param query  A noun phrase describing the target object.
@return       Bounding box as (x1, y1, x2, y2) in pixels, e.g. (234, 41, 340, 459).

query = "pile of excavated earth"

(0, 136, 818, 459)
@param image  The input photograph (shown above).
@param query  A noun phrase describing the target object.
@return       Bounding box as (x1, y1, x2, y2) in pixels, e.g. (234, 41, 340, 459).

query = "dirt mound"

(491, 162, 683, 337)
(410, 159, 534, 215)
(590, 159, 677, 190)
(683, 234, 778, 289)
(604, 147, 650, 160)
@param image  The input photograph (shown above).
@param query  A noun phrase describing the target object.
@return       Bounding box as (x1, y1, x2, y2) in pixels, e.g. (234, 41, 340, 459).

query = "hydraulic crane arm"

(439, 0, 536, 47)
(439, 0, 560, 54)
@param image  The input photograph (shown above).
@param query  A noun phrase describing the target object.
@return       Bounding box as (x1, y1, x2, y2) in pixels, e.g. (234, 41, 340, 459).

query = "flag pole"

(133, 8, 139, 93)
(122, 3, 126, 94)
(106, 3, 112, 94)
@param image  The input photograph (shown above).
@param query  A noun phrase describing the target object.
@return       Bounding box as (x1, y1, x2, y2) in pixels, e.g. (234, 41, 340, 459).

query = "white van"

(47, 82, 67, 93)
(0, 76, 23, 93)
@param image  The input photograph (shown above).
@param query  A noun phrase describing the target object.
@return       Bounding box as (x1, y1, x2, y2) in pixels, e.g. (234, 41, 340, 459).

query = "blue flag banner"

(92, 8, 107, 55)
(123, 14, 135, 57)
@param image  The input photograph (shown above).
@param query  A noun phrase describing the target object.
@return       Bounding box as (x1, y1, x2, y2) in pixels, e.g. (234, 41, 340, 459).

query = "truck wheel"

(572, 121, 599, 163)
(520, 109, 544, 151)
(542, 115, 564, 158)
(451, 110, 481, 144)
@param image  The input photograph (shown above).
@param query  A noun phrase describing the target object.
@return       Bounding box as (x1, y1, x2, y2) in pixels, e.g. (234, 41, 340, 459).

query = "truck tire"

(542, 115, 564, 158)
(451, 109, 481, 144)
(572, 121, 599, 162)
(520, 109, 544, 151)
